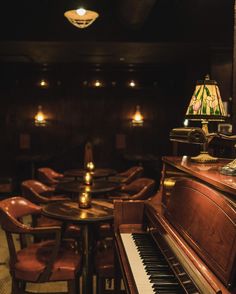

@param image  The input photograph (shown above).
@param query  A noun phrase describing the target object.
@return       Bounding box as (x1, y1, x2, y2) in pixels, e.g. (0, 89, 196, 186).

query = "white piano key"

(121, 233, 154, 294)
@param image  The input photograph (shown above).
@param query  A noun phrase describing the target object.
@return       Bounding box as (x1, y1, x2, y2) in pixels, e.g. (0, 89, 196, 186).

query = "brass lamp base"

(191, 151, 218, 163)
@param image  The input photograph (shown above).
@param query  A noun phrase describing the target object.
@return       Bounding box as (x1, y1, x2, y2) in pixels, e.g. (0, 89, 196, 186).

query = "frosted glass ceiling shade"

(64, 9, 99, 29)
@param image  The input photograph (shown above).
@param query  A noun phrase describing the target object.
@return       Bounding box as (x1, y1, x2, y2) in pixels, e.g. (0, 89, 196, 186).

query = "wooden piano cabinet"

(160, 156, 236, 205)
(113, 157, 236, 294)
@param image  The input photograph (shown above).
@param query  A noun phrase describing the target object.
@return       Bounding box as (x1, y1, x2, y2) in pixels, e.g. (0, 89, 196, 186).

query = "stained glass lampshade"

(185, 75, 227, 163)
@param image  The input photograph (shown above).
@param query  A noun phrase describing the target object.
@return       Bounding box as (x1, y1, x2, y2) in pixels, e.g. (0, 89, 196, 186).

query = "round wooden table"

(56, 180, 121, 197)
(42, 199, 114, 294)
(64, 168, 116, 180)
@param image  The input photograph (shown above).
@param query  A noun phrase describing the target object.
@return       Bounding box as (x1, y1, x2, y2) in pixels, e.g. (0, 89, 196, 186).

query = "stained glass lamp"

(185, 74, 227, 163)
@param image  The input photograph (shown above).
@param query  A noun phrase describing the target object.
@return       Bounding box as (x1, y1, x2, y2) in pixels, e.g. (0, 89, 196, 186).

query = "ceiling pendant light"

(64, 6, 99, 29)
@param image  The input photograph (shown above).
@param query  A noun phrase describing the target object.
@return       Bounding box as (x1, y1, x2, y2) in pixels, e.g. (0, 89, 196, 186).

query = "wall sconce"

(128, 80, 136, 88)
(38, 78, 49, 88)
(132, 105, 144, 126)
(34, 105, 47, 127)
(93, 80, 102, 87)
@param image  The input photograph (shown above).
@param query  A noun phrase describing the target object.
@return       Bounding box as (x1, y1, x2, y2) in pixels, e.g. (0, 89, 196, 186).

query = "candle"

(78, 191, 91, 209)
(84, 172, 92, 185)
(86, 161, 95, 172)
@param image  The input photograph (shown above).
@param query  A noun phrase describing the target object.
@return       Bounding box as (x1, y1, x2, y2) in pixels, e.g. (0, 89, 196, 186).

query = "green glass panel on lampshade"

(185, 75, 227, 121)
(184, 75, 228, 163)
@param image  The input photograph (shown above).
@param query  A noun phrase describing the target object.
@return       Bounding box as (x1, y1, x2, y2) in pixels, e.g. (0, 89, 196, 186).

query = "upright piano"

(114, 156, 236, 293)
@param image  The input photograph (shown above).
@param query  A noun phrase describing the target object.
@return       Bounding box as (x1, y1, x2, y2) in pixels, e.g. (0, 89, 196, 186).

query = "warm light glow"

(76, 8, 86, 16)
(184, 75, 227, 163)
(64, 9, 99, 29)
(84, 172, 92, 185)
(186, 75, 226, 121)
(94, 80, 101, 87)
(183, 119, 189, 127)
(80, 193, 87, 204)
(132, 105, 144, 126)
(80, 211, 87, 218)
(85, 186, 91, 192)
(129, 80, 136, 87)
(39, 79, 48, 87)
(87, 162, 95, 171)
(78, 191, 91, 209)
(34, 105, 46, 126)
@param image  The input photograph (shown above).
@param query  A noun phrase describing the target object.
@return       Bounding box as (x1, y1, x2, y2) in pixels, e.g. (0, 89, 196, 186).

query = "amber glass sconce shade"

(132, 105, 144, 127)
(34, 105, 47, 127)
(185, 75, 227, 163)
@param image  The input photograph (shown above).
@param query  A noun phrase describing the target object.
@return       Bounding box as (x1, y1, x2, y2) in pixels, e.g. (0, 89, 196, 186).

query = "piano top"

(162, 156, 236, 201)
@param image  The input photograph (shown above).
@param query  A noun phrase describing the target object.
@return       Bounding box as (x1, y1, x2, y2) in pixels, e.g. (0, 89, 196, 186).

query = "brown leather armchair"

(37, 167, 64, 187)
(99, 177, 156, 239)
(21, 179, 69, 204)
(21, 179, 80, 240)
(108, 166, 143, 185)
(109, 177, 156, 200)
(98, 177, 156, 241)
(0, 197, 82, 294)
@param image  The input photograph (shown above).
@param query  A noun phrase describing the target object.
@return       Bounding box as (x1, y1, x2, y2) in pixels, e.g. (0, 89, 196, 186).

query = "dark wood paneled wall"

(0, 48, 233, 189)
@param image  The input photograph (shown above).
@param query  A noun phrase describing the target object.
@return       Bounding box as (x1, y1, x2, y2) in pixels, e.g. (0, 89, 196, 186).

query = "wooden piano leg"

(114, 242, 123, 294)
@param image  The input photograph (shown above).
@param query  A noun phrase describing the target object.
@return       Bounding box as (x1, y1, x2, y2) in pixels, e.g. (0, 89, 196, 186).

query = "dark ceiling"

(0, 0, 234, 65)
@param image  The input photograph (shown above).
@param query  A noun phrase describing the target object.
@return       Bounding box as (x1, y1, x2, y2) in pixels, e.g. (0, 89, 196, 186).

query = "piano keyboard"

(121, 233, 185, 294)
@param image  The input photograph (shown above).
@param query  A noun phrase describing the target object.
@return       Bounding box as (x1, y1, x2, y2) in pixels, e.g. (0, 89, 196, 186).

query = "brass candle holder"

(78, 190, 91, 209)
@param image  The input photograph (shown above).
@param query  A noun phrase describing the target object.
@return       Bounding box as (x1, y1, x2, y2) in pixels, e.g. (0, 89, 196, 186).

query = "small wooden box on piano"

(114, 177, 236, 294)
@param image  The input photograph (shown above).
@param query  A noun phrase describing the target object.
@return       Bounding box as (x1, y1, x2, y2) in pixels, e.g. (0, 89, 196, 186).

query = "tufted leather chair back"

(38, 167, 63, 186)
(121, 177, 156, 200)
(21, 180, 54, 204)
(118, 166, 144, 184)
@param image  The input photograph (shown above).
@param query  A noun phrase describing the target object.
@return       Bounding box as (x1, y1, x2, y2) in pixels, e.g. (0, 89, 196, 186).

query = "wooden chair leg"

(96, 276, 106, 294)
(68, 277, 80, 294)
(11, 277, 20, 294)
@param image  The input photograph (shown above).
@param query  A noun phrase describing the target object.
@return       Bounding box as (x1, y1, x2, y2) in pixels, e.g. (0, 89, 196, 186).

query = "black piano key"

(150, 277, 178, 283)
(152, 285, 181, 291)
(131, 233, 186, 293)
(145, 265, 170, 270)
